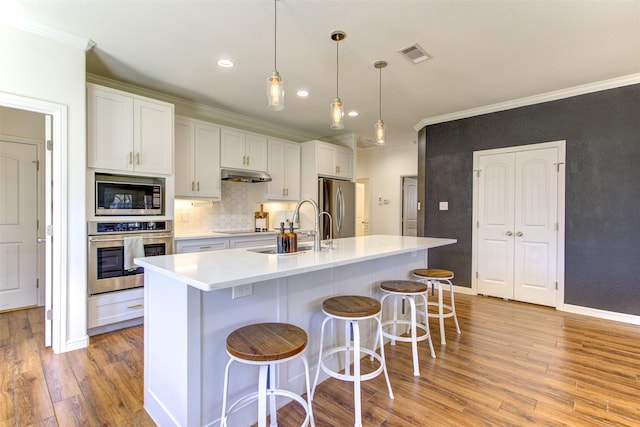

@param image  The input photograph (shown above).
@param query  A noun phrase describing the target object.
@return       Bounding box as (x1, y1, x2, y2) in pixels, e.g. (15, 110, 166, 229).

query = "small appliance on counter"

(255, 204, 269, 232)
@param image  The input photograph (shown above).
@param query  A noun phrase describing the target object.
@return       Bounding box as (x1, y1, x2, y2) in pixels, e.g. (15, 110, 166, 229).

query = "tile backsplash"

(174, 181, 295, 235)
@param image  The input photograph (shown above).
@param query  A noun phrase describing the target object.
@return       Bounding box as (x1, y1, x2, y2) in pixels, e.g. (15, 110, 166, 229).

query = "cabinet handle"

(282, 188, 285, 196)
(246, 156, 250, 165)
(516, 231, 523, 237)
(285, 188, 288, 196)
(191, 181, 195, 191)
(127, 304, 143, 309)
(136, 152, 140, 165)
(197, 181, 200, 192)
(200, 246, 212, 249)
(242, 155, 246, 165)
(129, 152, 133, 164)
(506, 231, 513, 236)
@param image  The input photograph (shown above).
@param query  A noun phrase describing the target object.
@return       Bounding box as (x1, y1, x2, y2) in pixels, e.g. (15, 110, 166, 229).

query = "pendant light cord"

(378, 66, 382, 119)
(273, 0, 278, 71)
(335, 37, 339, 98)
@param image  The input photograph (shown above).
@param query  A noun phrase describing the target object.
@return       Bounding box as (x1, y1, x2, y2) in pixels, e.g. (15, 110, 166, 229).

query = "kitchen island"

(135, 234, 456, 426)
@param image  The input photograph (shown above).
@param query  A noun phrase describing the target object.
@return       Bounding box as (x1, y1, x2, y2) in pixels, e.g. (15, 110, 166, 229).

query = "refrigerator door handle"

(336, 187, 344, 232)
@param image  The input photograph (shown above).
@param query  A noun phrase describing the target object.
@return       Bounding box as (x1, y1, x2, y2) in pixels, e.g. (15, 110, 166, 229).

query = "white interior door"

(402, 177, 418, 236)
(0, 140, 38, 310)
(513, 148, 558, 306)
(356, 182, 365, 236)
(476, 145, 560, 306)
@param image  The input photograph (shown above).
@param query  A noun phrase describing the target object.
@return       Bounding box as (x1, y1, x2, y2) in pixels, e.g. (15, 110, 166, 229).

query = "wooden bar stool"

(379, 280, 436, 376)
(411, 268, 461, 345)
(311, 295, 394, 427)
(221, 322, 314, 427)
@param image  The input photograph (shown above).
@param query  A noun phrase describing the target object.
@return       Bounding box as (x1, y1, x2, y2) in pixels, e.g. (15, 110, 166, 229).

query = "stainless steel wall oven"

(88, 220, 172, 295)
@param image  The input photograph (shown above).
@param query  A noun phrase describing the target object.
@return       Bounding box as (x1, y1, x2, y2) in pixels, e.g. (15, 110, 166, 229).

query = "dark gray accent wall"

(420, 84, 640, 315)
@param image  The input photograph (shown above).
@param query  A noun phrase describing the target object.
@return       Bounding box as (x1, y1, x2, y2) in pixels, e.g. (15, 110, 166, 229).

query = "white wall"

(0, 26, 87, 351)
(356, 144, 418, 235)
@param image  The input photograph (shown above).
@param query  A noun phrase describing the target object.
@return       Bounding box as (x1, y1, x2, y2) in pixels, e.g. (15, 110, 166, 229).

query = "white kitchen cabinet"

(220, 128, 268, 172)
(303, 140, 353, 180)
(228, 235, 275, 248)
(87, 83, 174, 175)
(87, 287, 144, 331)
(175, 237, 230, 254)
(175, 116, 221, 199)
(265, 138, 300, 201)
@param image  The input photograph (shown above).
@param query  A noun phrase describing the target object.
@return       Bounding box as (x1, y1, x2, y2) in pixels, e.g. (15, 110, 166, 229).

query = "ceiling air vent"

(398, 43, 432, 64)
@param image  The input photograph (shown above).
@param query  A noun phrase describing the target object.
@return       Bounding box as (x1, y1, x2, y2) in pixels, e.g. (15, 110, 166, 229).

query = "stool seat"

(412, 268, 454, 280)
(380, 280, 428, 294)
(227, 322, 307, 362)
(322, 295, 381, 318)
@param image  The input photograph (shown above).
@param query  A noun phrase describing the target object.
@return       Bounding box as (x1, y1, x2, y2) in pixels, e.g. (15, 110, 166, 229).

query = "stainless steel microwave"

(95, 173, 164, 216)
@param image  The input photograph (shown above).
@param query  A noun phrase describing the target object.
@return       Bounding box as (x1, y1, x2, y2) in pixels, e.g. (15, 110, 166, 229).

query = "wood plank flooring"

(2, 294, 640, 426)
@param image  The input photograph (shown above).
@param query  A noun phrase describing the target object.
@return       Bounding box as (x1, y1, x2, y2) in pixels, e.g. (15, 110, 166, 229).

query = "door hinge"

(36, 278, 39, 289)
(46, 140, 53, 151)
(46, 225, 53, 236)
(474, 169, 481, 178)
(476, 271, 479, 279)
(477, 221, 480, 228)
(555, 162, 564, 172)
(34, 160, 40, 171)
(555, 223, 559, 231)
(46, 309, 52, 320)
(37, 219, 39, 229)
(555, 282, 558, 290)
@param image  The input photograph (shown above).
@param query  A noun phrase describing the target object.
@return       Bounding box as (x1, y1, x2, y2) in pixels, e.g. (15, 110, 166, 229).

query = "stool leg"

(375, 314, 394, 400)
(257, 364, 269, 427)
(437, 281, 446, 345)
(345, 321, 352, 377)
(268, 364, 277, 427)
(351, 320, 362, 427)
(447, 279, 461, 334)
(407, 295, 420, 376)
(419, 293, 436, 359)
(220, 358, 234, 427)
(311, 316, 331, 400)
(300, 354, 315, 427)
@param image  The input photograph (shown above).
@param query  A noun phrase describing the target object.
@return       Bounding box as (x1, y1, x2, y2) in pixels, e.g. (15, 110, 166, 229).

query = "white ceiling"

(11, 0, 640, 149)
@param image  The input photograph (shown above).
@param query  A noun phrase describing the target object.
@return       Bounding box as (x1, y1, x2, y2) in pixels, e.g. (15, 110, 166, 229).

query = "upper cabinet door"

(194, 122, 221, 199)
(87, 85, 134, 171)
(134, 98, 174, 175)
(174, 117, 196, 197)
(245, 134, 268, 172)
(265, 139, 300, 201)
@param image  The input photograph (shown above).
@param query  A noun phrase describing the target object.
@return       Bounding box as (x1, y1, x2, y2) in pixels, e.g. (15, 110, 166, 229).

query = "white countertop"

(174, 231, 277, 240)
(136, 235, 457, 292)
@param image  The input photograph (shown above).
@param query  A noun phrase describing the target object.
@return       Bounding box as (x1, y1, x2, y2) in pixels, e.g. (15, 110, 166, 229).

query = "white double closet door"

(473, 141, 565, 307)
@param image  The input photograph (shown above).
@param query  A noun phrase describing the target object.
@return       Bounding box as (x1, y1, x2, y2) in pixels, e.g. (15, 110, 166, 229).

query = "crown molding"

(9, 20, 95, 51)
(414, 73, 640, 130)
(86, 74, 319, 143)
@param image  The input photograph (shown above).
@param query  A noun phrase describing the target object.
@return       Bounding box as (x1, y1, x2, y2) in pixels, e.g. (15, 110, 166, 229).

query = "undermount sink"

(248, 243, 315, 255)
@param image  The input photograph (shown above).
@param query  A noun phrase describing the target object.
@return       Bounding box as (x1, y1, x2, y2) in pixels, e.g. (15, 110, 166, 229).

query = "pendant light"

(330, 30, 346, 129)
(267, 0, 284, 111)
(374, 60, 387, 144)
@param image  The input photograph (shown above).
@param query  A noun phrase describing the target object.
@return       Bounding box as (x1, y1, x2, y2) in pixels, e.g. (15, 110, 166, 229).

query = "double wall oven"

(88, 173, 172, 296)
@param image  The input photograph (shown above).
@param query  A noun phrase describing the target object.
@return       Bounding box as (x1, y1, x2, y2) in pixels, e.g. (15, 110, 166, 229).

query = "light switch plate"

(439, 201, 449, 211)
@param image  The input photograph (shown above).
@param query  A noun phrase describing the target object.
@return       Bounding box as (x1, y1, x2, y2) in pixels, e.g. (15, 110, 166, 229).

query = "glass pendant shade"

(330, 98, 344, 129)
(267, 71, 284, 111)
(375, 119, 385, 144)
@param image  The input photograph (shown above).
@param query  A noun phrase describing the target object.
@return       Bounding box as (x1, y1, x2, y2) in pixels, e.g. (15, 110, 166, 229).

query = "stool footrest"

(381, 320, 430, 343)
(320, 347, 386, 383)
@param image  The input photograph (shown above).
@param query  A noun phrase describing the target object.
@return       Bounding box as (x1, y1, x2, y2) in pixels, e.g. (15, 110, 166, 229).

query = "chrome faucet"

(319, 211, 333, 248)
(292, 199, 321, 251)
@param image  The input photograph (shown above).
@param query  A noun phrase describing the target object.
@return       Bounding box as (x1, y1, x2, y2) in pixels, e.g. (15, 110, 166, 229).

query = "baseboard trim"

(64, 335, 90, 353)
(562, 304, 640, 326)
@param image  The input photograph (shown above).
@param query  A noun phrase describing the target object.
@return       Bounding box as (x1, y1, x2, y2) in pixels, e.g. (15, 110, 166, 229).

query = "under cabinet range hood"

(220, 168, 272, 183)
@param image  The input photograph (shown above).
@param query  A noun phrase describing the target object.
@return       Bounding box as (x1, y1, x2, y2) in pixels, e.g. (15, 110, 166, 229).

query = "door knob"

(506, 231, 513, 236)
(516, 231, 523, 237)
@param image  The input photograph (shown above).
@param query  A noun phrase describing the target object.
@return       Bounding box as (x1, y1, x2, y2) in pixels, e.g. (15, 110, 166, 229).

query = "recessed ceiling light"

(217, 59, 234, 68)
(296, 89, 310, 97)
(348, 111, 359, 117)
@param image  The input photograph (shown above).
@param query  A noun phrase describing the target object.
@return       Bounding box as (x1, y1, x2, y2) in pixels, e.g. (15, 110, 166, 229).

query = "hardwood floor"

(2, 294, 640, 426)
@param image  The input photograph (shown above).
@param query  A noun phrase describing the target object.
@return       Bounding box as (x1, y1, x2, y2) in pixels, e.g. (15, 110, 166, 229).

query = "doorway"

(356, 178, 370, 236)
(1, 92, 66, 352)
(472, 141, 565, 308)
(402, 176, 417, 236)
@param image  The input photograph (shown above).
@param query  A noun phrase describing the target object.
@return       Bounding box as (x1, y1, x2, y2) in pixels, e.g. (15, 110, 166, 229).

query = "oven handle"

(88, 233, 173, 242)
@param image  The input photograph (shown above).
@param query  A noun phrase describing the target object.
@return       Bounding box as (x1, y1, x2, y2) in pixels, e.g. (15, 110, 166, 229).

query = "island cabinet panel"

(142, 238, 444, 426)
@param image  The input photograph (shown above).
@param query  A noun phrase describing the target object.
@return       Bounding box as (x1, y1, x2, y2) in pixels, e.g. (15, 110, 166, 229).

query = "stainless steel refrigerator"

(318, 178, 356, 240)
